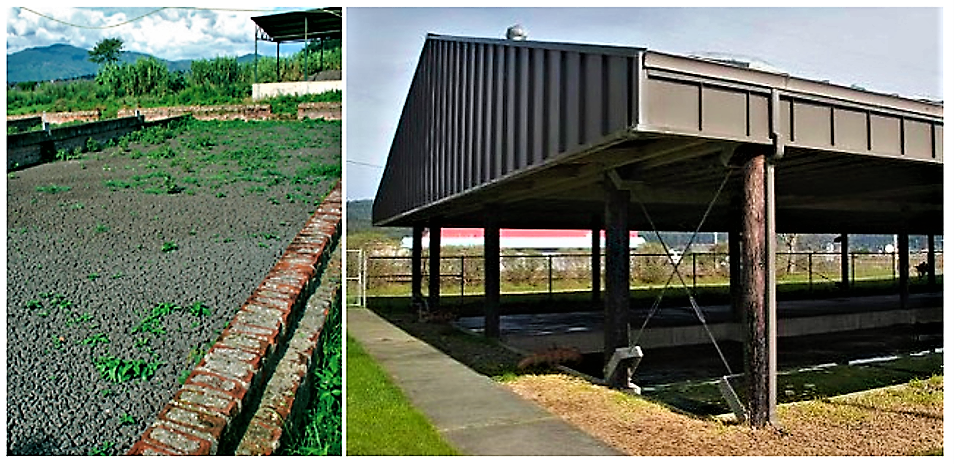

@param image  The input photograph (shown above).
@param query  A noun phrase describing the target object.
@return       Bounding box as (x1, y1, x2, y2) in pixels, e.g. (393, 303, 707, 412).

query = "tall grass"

(282, 300, 342, 455)
(6, 43, 342, 115)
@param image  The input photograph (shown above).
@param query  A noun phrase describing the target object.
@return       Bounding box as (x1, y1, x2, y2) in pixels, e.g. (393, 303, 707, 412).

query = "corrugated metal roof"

(252, 8, 342, 42)
(372, 34, 943, 234)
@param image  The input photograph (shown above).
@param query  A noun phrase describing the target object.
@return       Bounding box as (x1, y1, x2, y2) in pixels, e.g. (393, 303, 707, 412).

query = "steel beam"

(927, 234, 936, 288)
(840, 233, 850, 292)
(899, 233, 909, 309)
(412, 224, 424, 301)
(484, 212, 501, 338)
(428, 222, 441, 312)
(591, 215, 601, 305)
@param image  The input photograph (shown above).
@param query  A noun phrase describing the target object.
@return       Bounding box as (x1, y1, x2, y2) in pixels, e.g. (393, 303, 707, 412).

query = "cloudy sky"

(6, 5, 320, 60)
(346, 6, 946, 201)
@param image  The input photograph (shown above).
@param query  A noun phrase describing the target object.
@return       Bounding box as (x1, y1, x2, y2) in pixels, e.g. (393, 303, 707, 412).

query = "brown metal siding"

(640, 52, 942, 162)
(373, 36, 636, 224)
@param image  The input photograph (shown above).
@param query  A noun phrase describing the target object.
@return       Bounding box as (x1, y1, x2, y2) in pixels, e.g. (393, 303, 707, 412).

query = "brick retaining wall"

(117, 105, 273, 122)
(127, 181, 342, 456)
(10, 103, 342, 128)
(298, 102, 342, 121)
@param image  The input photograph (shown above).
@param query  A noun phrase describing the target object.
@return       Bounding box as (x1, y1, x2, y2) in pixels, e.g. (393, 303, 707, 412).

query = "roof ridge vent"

(506, 24, 527, 41)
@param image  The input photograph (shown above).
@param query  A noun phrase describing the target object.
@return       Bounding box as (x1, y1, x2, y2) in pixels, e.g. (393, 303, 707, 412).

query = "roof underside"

(252, 8, 342, 42)
(373, 34, 943, 235)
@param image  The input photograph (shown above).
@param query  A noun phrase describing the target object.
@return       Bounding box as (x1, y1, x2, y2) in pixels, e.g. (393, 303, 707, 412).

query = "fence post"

(360, 250, 367, 307)
(460, 255, 465, 303)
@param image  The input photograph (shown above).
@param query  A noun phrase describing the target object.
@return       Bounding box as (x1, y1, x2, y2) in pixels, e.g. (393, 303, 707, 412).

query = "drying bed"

(6, 118, 340, 455)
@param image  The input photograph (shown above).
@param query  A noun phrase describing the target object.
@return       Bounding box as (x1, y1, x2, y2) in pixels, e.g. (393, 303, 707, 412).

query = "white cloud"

(6, 6, 306, 60)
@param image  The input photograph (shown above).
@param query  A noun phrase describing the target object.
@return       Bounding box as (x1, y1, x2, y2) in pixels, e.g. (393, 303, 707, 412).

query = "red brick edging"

(127, 181, 342, 456)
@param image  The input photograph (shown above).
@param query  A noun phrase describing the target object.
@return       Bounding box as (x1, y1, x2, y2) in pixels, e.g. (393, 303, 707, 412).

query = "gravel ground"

(506, 373, 943, 456)
(6, 118, 340, 455)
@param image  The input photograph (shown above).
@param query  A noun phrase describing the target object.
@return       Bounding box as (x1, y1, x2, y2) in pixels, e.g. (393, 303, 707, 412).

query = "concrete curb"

(127, 181, 342, 456)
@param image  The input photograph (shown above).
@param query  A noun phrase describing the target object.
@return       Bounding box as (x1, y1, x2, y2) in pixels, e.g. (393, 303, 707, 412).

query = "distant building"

(400, 228, 646, 251)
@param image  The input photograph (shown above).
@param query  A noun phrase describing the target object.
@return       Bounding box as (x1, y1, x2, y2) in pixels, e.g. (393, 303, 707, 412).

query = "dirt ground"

(504, 374, 942, 456)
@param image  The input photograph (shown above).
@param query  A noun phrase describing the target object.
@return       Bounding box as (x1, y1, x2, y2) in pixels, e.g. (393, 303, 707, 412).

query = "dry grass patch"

(504, 374, 942, 456)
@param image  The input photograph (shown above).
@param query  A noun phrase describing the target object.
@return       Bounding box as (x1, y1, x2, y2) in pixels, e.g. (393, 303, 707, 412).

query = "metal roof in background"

(372, 34, 943, 235)
(252, 7, 342, 43)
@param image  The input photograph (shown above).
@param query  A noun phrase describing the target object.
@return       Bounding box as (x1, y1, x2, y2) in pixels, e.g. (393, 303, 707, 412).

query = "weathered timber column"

(412, 224, 424, 302)
(764, 155, 778, 425)
(927, 234, 936, 288)
(428, 222, 442, 313)
(591, 215, 602, 305)
(741, 153, 772, 427)
(604, 182, 631, 389)
(899, 233, 909, 309)
(840, 233, 850, 292)
(484, 214, 501, 338)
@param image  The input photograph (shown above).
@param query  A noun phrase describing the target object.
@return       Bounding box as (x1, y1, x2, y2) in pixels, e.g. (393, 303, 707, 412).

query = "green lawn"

(345, 334, 459, 456)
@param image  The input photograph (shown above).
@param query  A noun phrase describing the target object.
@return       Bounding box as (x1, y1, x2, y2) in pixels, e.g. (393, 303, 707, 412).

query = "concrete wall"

(7, 116, 42, 132)
(252, 81, 342, 100)
(504, 305, 944, 354)
(6, 115, 189, 171)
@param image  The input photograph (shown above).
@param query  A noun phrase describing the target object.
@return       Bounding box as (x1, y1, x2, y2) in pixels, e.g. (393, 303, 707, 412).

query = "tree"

(89, 38, 124, 66)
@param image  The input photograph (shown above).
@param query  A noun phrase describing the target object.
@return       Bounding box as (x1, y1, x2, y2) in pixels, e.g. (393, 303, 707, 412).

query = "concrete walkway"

(347, 307, 622, 456)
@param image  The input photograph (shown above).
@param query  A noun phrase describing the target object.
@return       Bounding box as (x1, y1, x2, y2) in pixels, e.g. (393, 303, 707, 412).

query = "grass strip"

(345, 334, 459, 456)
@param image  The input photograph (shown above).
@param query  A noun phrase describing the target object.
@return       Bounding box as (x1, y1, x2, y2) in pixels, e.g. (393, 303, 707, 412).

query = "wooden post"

(428, 222, 441, 313)
(412, 224, 423, 302)
(840, 233, 849, 293)
(484, 214, 501, 339)
(592, 216, 601, 305)
(741, 154, 770, 427)
(927, 234, 936, 288)
(764, 155, 778, 425)
(604, 181, 631, 389)
(899, 233, 909, 309)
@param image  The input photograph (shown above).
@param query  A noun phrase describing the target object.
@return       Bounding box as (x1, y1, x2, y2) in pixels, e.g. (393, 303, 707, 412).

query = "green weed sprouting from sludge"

(35, 184, 71, 194)
(89, 441, 115, 456)
(188, 302, 211, 318)
(80, 333, 110, 347)
(94, 355, 164, 383)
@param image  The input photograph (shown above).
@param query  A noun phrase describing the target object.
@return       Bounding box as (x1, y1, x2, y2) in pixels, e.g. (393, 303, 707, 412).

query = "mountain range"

(6, 43, 256, 83)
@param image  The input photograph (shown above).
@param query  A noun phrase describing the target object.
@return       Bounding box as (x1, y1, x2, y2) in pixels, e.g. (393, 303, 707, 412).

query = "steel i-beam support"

(411, 224, 424, 302)
(840, 233, 850, 292)
(927, 234, 937, 288)
(484, 212, 501, 338)
(428, 221, 441, 313)
(899, 233, 909, 309)
(592, 215, 602, 305)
